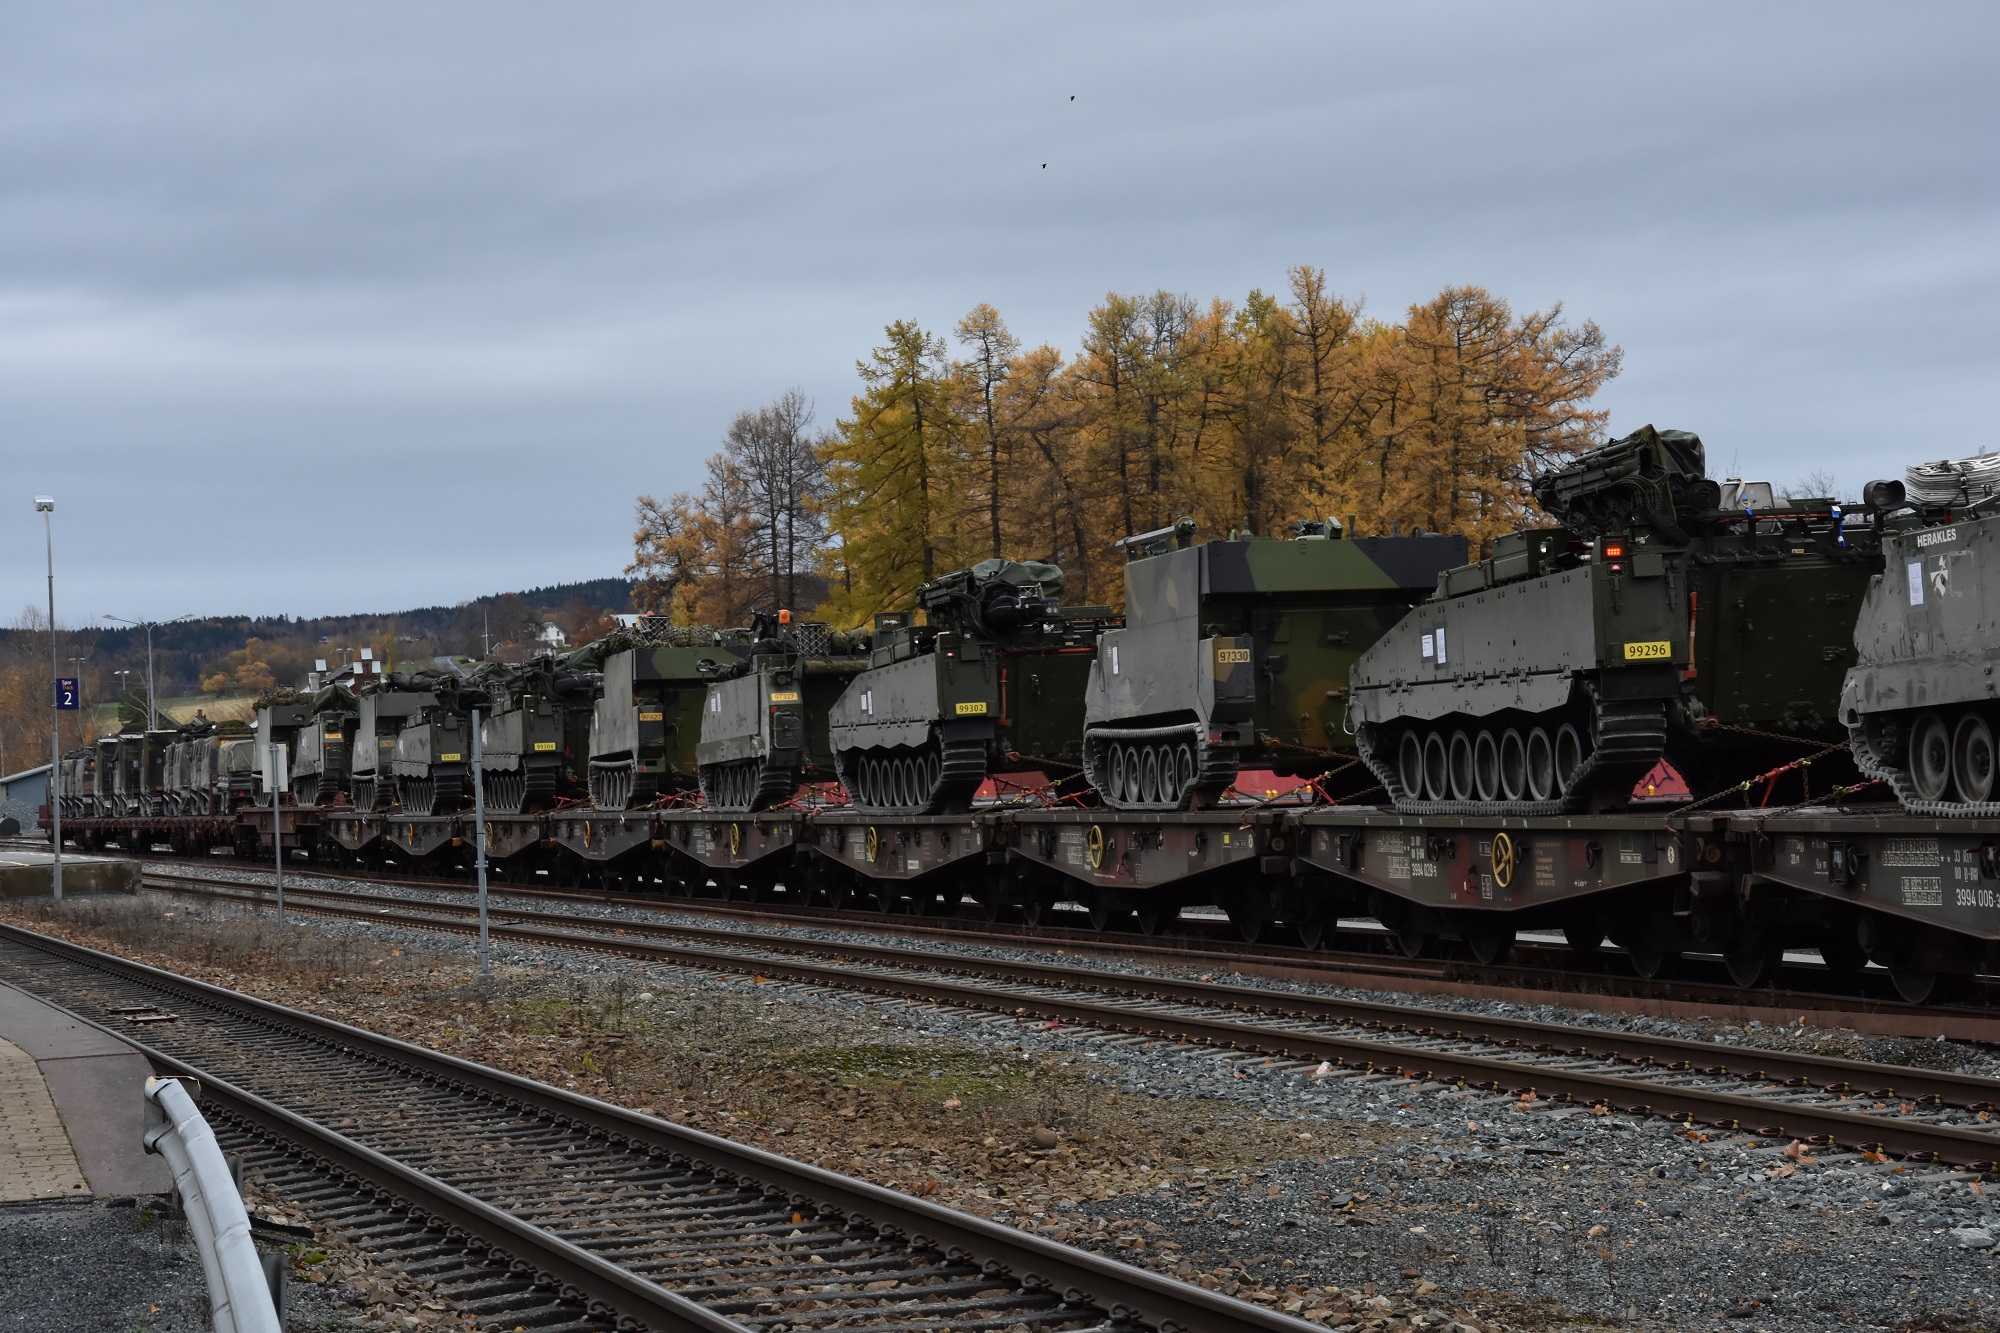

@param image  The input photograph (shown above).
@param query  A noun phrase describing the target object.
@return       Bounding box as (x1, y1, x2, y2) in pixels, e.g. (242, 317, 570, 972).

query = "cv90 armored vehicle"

(1844, 456, 2000, 813)
(583, 622, 752, 810)
(1349, 425, 1882, 814)
(828, 560, 1119, 814)
(698, 614, 870, 812)
(1081, 520, 1467, 810)
(475, 655, 602, 814)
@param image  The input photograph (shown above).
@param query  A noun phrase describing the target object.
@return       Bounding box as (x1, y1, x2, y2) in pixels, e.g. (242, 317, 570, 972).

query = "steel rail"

(154, 872, 2000, 1111)
(0, 921, 1320, 1333)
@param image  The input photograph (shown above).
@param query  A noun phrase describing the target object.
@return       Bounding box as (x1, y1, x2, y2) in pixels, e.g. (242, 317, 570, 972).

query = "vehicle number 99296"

(1622, 640, 1672, 661)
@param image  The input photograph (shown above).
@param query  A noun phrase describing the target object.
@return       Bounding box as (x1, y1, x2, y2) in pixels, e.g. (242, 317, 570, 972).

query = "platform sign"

(55, 678, 79, 710)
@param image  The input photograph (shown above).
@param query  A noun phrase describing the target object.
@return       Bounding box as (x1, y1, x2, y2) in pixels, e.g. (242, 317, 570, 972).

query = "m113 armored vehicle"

(828, 559, 1118, 814)
(1843, 455, 2000, 813)
(582, 622, 751, 810)
(1348, 425, 1882, 814)
(1081, 520, 1466, 810)
(289, 681, 358, 807)
(475, 655, 602, 814)
(698, 613, 869, 812)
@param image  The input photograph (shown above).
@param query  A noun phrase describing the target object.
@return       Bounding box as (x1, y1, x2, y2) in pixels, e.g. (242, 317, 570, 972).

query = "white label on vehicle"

(1909, 560, 1924, 606)
(1110, 645, 1119, 676)
(1420, 632, 1435, 661)
(1435, 628, 1447, 665)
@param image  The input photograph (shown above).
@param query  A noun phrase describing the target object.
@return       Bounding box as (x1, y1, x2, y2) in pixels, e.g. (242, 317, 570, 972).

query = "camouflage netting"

(1906, 454, 2000, 509)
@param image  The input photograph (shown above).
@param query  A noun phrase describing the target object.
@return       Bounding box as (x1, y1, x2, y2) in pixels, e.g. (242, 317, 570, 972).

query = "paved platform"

(0, 981, 167, 1198)
(0, 850, 140, 899)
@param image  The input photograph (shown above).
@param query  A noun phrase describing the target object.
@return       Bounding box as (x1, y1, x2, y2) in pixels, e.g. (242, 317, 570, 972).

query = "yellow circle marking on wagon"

(1491, 831, 1516, 890)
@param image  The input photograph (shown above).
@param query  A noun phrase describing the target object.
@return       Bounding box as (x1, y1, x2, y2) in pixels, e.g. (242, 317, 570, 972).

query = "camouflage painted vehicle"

(350, 682, 430, 813)
(290, 681, 358, 807)
(1082, 520, 1466, 810)
(697, 614, 870, 813)
(828, 560, 1117, 814)
(475, 656, 602, 814)
(219, 738, 261, 809)
(1349, 425, 1881, 815)
(1843, 457, 2000, 813)
(583, 622, 752, 811)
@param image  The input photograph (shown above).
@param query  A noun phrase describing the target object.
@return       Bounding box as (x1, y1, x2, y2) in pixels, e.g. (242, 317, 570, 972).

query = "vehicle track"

(0, 921, 1320, 1333)
(143, 870, 2000, 1171)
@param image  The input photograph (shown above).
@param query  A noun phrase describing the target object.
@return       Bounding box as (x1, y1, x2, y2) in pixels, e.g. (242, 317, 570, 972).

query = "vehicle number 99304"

(1623, 640, 1672, 661)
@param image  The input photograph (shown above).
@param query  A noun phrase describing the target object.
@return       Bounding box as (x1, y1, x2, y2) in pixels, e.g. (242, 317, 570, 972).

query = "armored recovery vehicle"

(1348, 425, 1882, 815)
(828, 559, 1118, 814)
(1080, 520, 1466, 810)
(1843, 455, 2000, 813)
(697, 613, 870, 812)
(583, 622, 751, 810)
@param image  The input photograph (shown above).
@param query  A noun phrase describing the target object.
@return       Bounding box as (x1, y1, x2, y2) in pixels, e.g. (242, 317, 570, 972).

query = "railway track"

(143, 869, 2000, 1171)
(0, 921, 1318, 1333)
(121, 851, 2000, 1038)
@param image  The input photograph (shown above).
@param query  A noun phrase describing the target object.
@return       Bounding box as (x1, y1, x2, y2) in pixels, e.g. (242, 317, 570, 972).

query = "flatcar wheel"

(1723, 932, 1783, 988)
(1563, 918, 1606, 958)
(1498, 729, 1527, 801)
(1396, 731, 1425, 799)
(1817, 928, 1869, 975)
(1086, 888, 1125, 932)
(1472, 730, 1501, 801)
(1447, 731, 1476, 800)
(1391, 927, 1433, 959)
(1133, 900, 1170, 935)
(1624, 941, 1680, 980)
(1553, 723, 1585, 793)
(1953, 712, 1996, 803)
(1464, 923, 1514, 966)
(1422, 732, 1450, 802)
(1909, 711, 1952, 802)
(1889, 967, 1940, 1005)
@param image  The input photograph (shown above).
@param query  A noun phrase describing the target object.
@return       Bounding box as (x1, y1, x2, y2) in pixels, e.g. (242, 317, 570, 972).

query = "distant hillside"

(1, 578, 635, 707)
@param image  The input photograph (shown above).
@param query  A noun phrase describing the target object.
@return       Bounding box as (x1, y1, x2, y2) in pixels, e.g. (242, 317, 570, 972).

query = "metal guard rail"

(143, 1075, 283, 1333)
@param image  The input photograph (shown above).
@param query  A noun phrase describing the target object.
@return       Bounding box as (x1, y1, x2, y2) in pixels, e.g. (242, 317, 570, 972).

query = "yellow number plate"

(323, 732, 342, 741)
(955, 701, 989, 715)
(769, 691, 800, 703)
(439, 753, 462, 763)
(638, 711, 664, 722)
(1623, 640, 1672, 661)
(1215, 648, 1252, 664)
(533, 741, 558, 752)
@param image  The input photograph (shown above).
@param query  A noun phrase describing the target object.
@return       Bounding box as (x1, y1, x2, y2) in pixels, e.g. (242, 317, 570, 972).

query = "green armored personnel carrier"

(388, 663, 485, 816)
(1081, 520, 1466, 810)
(1844, 457, 2000, 813)
(351, 680, 429, 813)
(828, 560, 1118, 815)
(289, 680, 358, 807)
(584, 621, 752, 810)
(475, 655, 601, 813)
(697, 614, 870, 812)
(1349, 425, 1881, 814)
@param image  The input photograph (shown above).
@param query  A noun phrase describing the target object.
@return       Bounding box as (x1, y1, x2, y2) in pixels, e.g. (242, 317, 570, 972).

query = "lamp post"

(35, 497, 59, 902)
(104, 613, 192, 729)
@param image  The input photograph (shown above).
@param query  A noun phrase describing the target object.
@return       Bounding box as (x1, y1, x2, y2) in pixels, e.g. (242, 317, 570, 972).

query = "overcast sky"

(2, 3, 1994, 623)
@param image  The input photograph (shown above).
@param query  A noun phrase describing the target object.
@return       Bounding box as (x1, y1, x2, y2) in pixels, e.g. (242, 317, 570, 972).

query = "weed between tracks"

(3, 894, 1612, 1331)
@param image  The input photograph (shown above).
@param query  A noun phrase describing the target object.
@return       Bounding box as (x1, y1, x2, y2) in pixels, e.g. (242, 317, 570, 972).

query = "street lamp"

(104, 613, 193, 730)
(35, 496, 59, 902)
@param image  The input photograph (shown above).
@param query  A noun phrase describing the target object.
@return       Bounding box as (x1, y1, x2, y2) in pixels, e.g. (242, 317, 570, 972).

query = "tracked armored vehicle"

(475, 655, 602, 814)
(828, 560, 1118, 815)
(1844, 457, 2000, 812)
(345, 664, 484, 814)
(1081, 520, 1466, 810)
(697, 614, 869, 812)
(1349, 425, 1881, 815)
(583, 622, 751, 810)
(290, 681, 358, 807)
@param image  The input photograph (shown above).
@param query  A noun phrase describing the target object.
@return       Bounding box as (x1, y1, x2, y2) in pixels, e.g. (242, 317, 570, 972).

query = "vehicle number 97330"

(1622, 640, 1672, 661)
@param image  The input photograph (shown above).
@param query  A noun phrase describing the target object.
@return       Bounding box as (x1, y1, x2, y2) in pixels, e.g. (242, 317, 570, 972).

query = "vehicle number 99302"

(1623, 640, 1672, 661)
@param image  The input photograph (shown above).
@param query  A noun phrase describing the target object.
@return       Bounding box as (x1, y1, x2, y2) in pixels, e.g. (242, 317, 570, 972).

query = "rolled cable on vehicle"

(142, 1075, 282, 1333)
